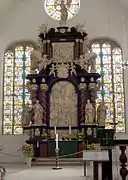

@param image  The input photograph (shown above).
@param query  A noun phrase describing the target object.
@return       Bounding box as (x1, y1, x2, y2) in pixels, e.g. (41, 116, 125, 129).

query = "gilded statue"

(33, 100, 43, 125)
(85, 99, 95, 124)
(97, 102, 107, 125)
(22, 103, 32, 126)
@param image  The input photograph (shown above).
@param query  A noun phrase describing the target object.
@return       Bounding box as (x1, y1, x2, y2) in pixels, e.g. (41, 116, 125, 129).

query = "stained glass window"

(90, 39, 125, 132)
(44, 0, 80, 20)
(3, 43, 34, 134)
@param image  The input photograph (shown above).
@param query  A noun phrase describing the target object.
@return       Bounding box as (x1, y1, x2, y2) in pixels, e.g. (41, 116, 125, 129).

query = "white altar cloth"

(83, 150, 109, 161)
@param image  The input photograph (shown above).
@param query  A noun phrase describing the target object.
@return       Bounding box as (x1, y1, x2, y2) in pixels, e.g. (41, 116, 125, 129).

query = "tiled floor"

(5, 165, 92, 180)
(3, 164, 120, 180)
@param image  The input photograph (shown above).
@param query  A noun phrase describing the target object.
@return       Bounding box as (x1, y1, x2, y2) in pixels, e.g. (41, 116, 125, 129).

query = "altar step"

(32, 158, 84, 166)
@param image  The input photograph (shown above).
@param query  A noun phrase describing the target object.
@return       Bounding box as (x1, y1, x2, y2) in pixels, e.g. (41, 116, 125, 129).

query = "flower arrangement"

(76, 132, 85, 141)
(21, 144, 34, 157)
(87, 143, 98, 150)
(41, 133, 50, 140)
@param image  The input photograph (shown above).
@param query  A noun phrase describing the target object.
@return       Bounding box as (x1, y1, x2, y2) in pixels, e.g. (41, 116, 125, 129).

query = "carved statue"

(50, 64, 56, 76)
(59, 0, 68, 26)
(88, 52, 97, 72)
(38, 54, 48, 71)
(75, 23, 87, 35)
(83, 37, 90, 54)
(30, 50, 42, 74)
(26, 81, 32, 93)
(38, 24, 48, 37)
(97, 102, 107, 125)
(85, 99, 95, 124)
(79, 54, 89, 71)
(70, 63, 76, 75)
(84, 52, 97, 72)
(22, 103, 32, 126)
(56, 63, 69, 78)
(33, 100, 43, 125)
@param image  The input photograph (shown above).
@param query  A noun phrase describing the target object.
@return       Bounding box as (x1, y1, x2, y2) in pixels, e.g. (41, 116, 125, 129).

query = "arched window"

(3, 42, 34, 134)
(90, 39, 125, 132)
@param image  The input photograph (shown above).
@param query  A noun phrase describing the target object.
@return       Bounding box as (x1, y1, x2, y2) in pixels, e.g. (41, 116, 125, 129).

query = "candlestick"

(56, 133, 58, 149)
(54, 126, 56, 134)
(69, 125, 71, 135)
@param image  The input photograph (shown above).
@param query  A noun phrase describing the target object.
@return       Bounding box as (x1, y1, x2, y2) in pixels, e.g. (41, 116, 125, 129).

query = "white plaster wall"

(0, 0, 128, 162)
(0, 135, 28, 163)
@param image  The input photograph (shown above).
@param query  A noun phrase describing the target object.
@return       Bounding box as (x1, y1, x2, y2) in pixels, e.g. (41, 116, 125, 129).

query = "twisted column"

(28, 79, 38, 105)
(75, 39, 79, 59)
(119, 146, 128, 180)
(40, 82, 48, 125)
(47, 40, 50, 58)
(79, 83, 86, 124)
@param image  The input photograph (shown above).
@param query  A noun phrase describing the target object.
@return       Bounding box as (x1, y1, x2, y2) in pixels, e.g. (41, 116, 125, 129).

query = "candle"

(54, 126, 56, 134)
(69, 125, 71, 135)
(56, 133, 58, 149)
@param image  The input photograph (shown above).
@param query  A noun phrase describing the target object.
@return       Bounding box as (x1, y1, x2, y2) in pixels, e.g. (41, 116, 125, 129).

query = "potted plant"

(41, 133, 50, 140)
(21, 143, 34, 167)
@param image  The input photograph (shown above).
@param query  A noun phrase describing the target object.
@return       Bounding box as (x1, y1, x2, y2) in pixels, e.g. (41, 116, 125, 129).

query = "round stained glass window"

(44, 0, 80, 21)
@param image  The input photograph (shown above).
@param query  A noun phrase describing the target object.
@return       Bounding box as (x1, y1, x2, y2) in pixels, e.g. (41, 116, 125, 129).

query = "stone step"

(32, 158, 84, 166)
(35, 158, 83, 162)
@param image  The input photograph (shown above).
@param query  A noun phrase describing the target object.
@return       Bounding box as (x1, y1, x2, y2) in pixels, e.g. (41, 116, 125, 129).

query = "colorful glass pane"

(91, 40, 125, 132)
(3, 44, 33, 134)
(44, 0, 80, 20)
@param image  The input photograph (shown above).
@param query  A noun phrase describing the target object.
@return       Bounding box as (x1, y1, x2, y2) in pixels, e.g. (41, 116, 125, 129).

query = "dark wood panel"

(40, 141, 48, 157)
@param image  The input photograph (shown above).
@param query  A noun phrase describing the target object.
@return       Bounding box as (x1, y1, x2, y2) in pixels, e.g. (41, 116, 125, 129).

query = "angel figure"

(70, 63, 76, 75)
(50, 64, 56, 76)
(38, 54, 48, 71)
(79, 54, 89, 71)
(30, 49, 42, 74)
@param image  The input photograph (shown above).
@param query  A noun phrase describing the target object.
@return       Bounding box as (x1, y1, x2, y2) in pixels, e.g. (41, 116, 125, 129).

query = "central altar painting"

(50, 81, 77, 126)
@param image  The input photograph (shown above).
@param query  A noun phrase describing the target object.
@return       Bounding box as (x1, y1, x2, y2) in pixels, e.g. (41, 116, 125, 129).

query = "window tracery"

(90, 39, 125, 132)
(3, 43, 34, 134)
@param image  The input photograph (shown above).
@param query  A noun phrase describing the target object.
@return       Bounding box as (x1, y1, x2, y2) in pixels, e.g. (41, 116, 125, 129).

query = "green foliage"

(41, 133, 50, 140)
(22, 144, 34, 157)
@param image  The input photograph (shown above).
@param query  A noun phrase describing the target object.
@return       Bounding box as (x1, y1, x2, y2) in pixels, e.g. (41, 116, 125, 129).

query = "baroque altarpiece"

(23, 25, 107, 143)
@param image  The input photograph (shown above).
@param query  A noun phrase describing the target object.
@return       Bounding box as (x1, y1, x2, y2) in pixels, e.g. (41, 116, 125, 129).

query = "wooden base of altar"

(26, 140, 85, 158)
